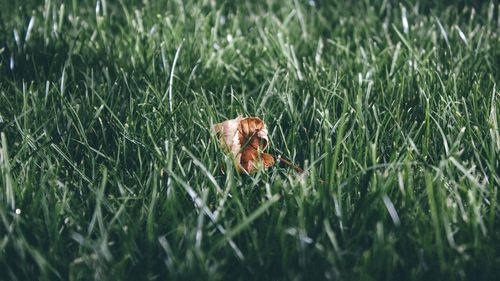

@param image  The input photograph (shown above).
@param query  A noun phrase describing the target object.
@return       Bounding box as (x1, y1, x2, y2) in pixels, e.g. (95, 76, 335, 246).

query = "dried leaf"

(214, 116, 275, 173)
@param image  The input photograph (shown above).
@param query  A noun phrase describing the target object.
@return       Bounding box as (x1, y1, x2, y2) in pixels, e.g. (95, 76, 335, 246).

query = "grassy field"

(0, 0, 499, 280)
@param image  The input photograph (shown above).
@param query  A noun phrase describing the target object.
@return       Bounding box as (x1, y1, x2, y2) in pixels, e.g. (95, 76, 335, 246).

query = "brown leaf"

(214, 116, 275, 173)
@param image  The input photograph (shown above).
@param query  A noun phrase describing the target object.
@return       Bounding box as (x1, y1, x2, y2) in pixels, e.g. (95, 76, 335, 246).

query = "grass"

(0, 0, 499, 280)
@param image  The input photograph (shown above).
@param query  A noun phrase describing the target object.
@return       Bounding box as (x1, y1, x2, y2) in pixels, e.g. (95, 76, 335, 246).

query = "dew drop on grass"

(149, 25, 157, 35)
(220, 15, 226, 25)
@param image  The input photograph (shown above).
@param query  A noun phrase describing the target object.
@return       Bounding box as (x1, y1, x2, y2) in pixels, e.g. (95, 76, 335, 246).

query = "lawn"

(0, 0, 499, 280)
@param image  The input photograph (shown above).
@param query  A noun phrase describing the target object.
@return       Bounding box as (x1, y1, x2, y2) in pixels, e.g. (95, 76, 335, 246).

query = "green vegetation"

(0, 0, 499, 280)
